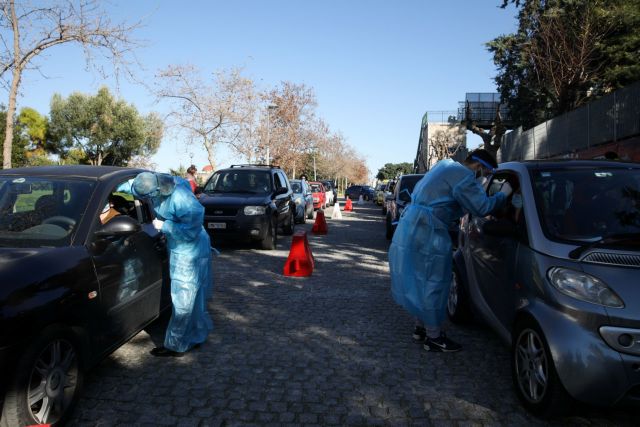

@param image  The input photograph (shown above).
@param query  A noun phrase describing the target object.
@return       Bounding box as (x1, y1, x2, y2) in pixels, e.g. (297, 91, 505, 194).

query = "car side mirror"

(482, 220, 517, 238)
(275, 187, 288, 196)
(95, 215, 141, 237)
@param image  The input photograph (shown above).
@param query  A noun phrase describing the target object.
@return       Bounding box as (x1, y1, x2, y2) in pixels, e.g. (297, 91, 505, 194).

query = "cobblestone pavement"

(69, 202, 638, 426)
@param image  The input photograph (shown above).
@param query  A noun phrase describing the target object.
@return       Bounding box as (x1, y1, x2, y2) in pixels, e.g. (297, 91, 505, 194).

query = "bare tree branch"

(1, 0, 144, 168)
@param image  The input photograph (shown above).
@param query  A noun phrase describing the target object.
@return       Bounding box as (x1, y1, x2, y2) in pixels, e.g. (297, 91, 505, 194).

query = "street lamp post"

(266, 104, 278, 164)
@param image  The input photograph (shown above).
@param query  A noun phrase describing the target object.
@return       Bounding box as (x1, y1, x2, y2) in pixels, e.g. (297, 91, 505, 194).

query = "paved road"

(69, 201, 637, 426)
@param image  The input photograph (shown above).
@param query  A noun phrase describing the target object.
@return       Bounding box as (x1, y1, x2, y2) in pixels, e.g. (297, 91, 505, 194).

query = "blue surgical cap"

(133, 172, 159, 198)
(133, 172, 176, 199)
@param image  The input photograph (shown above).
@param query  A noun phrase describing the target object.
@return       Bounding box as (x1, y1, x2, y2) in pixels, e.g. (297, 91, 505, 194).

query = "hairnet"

(133, 172, 176, 199)
(132, 172, 159, 198)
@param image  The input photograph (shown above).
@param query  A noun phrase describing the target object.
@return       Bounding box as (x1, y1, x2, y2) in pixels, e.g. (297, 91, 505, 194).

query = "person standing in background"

(186, 165, 198, 193)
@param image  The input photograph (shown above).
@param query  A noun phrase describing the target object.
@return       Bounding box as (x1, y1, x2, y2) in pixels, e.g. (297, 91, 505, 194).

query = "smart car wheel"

(1, 328, 83, 427)
(511, 318, 571, 417)
(307, 207, 314, 220)
(446, 267, 470, 323)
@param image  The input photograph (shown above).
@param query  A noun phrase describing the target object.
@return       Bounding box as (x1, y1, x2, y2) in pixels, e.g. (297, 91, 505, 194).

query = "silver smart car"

(448, 160, 640, 416)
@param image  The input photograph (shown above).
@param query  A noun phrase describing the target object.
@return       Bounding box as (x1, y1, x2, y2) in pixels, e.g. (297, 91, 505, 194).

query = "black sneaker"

(412, 326, 426, 341)
(423, 333, 462, 352)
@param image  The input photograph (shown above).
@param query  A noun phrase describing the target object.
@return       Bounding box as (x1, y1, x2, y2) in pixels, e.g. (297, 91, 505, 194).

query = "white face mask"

(511, 193, 523, 209)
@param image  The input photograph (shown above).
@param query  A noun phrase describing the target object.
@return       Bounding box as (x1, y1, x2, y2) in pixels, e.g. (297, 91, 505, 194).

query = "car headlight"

(244, 206, 266, 216)
(547, 267, 624, 308)
(294, 198, 302, 205)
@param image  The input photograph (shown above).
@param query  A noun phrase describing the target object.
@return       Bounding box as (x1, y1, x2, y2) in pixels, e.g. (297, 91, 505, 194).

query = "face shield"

(471, 155, 496, 179)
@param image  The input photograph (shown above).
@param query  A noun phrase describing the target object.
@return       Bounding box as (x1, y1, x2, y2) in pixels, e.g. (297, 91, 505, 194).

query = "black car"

(0, 166, 170, 426)
(199, 164, 295, 250)
(385, 174, 424, 239)
(320, 180, 337, 206)
(346, 184, 375, 202)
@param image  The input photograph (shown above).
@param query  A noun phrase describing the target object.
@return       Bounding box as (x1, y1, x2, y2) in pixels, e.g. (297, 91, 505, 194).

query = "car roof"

(0, 165, 146, 181)
(398, 174, 424, 179)
(501, 159, 640, 171)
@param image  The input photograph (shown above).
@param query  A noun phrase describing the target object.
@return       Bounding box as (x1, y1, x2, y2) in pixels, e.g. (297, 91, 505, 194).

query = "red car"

(309, 182, 326, 210)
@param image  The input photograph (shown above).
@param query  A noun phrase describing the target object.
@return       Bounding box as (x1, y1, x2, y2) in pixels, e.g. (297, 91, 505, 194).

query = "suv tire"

(385, 213, 394, 240)
(260, 219, 276, 250)
(282, 210, 295, 235)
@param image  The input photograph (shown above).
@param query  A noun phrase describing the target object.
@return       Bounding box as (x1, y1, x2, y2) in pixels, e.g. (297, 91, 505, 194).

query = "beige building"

(414, 113, 467, 173)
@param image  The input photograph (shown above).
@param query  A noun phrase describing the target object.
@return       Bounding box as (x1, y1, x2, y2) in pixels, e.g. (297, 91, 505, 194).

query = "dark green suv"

(199, 165, 295, 249)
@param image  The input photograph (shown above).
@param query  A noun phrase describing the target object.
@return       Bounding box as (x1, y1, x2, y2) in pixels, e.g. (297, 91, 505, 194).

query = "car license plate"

(208, 222, 226, 229)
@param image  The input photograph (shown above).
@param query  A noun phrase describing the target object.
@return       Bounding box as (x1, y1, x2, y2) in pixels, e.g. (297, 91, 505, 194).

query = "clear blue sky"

(13, 0, 517, 176)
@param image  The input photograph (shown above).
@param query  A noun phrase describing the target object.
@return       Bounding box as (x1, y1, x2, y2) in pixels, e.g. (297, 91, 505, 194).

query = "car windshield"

(398, 176, 423, 201)
(0, 176, 95, 248)
(290, 180, 303, 193)
(322, 182, 332, 190)
(204, 170, 272, 194)
(311, 185, 323, 193)
(531, 167, 640, 243)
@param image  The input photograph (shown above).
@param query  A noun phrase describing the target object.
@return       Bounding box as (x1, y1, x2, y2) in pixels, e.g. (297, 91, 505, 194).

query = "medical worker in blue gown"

(388, 149, 512, 352)
(132, 172, 213, 357)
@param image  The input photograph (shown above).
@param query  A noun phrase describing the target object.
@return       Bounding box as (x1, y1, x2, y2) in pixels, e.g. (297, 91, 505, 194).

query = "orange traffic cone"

(344, 197, 353, 212)
(312, 209, 328, 234)
(283, 230, 314, 277)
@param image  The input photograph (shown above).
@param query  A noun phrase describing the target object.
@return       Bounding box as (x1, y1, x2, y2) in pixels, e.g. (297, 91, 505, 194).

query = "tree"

(376, 163, 413, 180)
(0, 0, 141, 168)
(154, 65, 256, 170)
(428, 129, 465, 163)
(48, 87, 163, 166)
(262, 82, 317, 177)
(465, 103, 506, 159)
(17, 107, 53, 165)
(489, 0, 640, 130)
(0, 105, 26, 166)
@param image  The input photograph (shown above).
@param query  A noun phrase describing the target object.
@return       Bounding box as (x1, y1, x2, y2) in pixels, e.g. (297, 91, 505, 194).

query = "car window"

(398, 176, 423, 202)
(290, 181, 303, 193)
(99, 179, 151, 225)
(277, 172, 288, 189)
(273, 172, 283, 190)
(487, 173, 524, 223)
(0, 176, 95, 247)
(311, 184, 323, 193)
(204, 170, 272, 194)
(531, 168, 640, 243)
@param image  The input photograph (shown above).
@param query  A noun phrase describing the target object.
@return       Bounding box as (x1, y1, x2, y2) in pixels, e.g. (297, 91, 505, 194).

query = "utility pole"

(266, 104, 278, 164)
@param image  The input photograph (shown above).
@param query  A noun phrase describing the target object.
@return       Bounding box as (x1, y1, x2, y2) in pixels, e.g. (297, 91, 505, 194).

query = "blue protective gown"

(388, 159, 506, 328)
(138, 175, 213, 352)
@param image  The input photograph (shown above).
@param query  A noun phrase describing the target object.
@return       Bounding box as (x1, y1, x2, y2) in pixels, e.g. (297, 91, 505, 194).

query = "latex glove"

(500, 182, 513, 197)
(152, 218, 164, 231)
